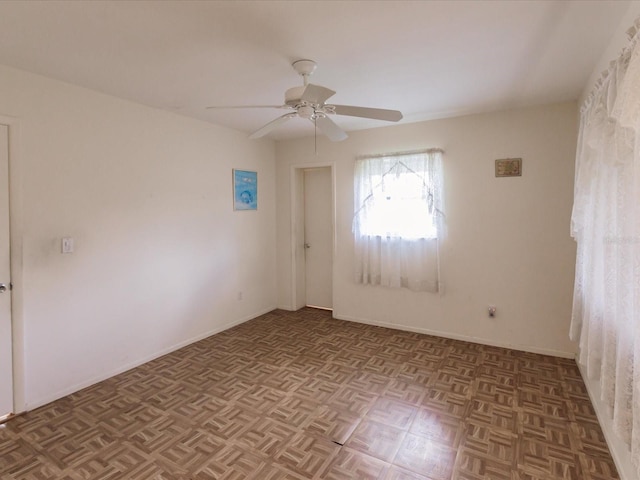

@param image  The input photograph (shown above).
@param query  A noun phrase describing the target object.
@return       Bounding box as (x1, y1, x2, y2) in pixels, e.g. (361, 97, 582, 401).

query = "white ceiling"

(0, 0, 632, 140)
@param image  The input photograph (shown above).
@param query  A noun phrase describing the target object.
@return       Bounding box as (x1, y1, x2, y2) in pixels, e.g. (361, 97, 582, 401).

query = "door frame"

(0, 115, 25, 414)
(289, 162, 336, 310)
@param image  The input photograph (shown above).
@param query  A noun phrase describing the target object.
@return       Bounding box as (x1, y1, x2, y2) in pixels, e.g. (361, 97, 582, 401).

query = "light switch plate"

(61, 237, 74, 254)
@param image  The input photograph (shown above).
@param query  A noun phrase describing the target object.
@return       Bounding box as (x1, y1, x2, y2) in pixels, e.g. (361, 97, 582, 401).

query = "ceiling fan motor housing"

(285, 86, 308, 107)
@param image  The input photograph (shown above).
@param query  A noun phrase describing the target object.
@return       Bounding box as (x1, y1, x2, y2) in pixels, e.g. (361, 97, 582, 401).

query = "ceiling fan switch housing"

(297, 105, 314, 118)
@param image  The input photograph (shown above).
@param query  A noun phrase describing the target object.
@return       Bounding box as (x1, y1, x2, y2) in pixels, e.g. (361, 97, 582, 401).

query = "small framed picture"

(233, 169, 257, 211)
(495, 158, 522, 177)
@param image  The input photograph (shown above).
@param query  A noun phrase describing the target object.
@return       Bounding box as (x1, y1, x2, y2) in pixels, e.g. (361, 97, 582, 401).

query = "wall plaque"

(495, 158, 522, 177)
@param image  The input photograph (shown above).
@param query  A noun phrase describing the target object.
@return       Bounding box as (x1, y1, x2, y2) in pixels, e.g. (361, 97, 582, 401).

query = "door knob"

(304, 243, 311, 249)
(0, 284, 7, 293)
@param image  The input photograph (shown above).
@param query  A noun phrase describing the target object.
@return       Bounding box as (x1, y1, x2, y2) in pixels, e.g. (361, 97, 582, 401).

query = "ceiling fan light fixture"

(297, 105, 315, 118)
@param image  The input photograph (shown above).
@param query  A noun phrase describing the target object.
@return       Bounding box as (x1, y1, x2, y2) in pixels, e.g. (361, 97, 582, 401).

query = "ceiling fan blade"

(313, 116, 348, 142)
(301, 84, 336, 104)
(206, 105, 287, 110)
(331, 104, 403, 122)
(249, 113, 297, 139)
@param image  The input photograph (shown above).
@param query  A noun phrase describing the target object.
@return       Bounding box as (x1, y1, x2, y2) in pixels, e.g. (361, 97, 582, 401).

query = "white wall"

(0, 65, 277, 409)
(276, 102, 578, 357)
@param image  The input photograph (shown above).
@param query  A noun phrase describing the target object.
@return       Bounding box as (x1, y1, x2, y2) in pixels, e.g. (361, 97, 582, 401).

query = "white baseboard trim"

(332, 312, 576, 359)
(25, 306, 277, 411)
(576, 361, 638, 480)
(276, 303, 295, 311)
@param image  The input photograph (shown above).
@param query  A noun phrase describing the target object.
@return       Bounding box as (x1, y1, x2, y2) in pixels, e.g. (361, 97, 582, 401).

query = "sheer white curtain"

(353, 150, 444, 292)
(570, 18, 640, 474)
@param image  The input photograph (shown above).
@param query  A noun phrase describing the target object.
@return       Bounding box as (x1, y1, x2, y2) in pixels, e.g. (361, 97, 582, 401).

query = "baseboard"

(332, 312, 576, 359)
(25, 306, 277, 411)
(576, 361, 638, 480)
(276, 303, 295, 311)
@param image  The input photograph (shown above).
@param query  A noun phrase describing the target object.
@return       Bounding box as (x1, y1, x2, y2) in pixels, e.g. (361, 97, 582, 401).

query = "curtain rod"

(356, 148, 444, 160)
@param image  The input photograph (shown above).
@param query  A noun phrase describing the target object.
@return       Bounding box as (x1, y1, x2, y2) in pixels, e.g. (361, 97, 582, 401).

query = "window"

(352, 149, 443, 292)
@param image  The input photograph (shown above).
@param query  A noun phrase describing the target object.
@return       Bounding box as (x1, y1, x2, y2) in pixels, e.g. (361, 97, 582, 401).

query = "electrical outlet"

(237, 291, 243, 301)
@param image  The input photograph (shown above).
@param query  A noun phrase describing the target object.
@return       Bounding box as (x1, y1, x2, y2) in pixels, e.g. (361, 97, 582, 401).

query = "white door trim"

(289, 162, 336, 311)
(0, 115, 25, 414)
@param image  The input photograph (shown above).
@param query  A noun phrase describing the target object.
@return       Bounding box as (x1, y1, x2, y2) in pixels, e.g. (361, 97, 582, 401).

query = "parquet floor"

(0, 308, 618, 479)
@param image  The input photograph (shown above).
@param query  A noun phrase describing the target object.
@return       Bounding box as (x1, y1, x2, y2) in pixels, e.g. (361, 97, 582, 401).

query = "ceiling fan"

(207, 59, 403, 141)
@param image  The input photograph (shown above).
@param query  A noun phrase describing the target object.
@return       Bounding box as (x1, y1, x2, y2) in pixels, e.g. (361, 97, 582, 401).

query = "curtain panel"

(570, 18, 640, 474)
(353, 150, 444, 292)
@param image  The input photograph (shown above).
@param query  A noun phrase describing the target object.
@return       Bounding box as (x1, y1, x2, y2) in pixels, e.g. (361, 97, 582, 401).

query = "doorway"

(0, 123, 13, 419)
(290, 164, 335, 311)
(303, 168, 333, 309)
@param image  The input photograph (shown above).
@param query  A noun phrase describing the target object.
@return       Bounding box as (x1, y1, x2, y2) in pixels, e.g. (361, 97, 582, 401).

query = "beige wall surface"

(0, 65, 277, 409)
(276, 102, 578, 357)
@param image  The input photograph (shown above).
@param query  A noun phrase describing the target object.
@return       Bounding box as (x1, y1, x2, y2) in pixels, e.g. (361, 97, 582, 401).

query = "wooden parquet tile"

(320, 447, 388, 479)
(346, 420, 406, 462)
(0, 307, 620, 479)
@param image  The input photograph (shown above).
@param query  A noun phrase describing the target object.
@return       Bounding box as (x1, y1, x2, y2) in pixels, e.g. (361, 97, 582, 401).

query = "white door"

(304, 168, 333, 309)
(0, 124, 13, 418)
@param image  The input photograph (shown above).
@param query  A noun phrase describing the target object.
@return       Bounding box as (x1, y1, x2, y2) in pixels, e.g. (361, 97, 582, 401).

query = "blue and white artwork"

(233, 169, 257, 211)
